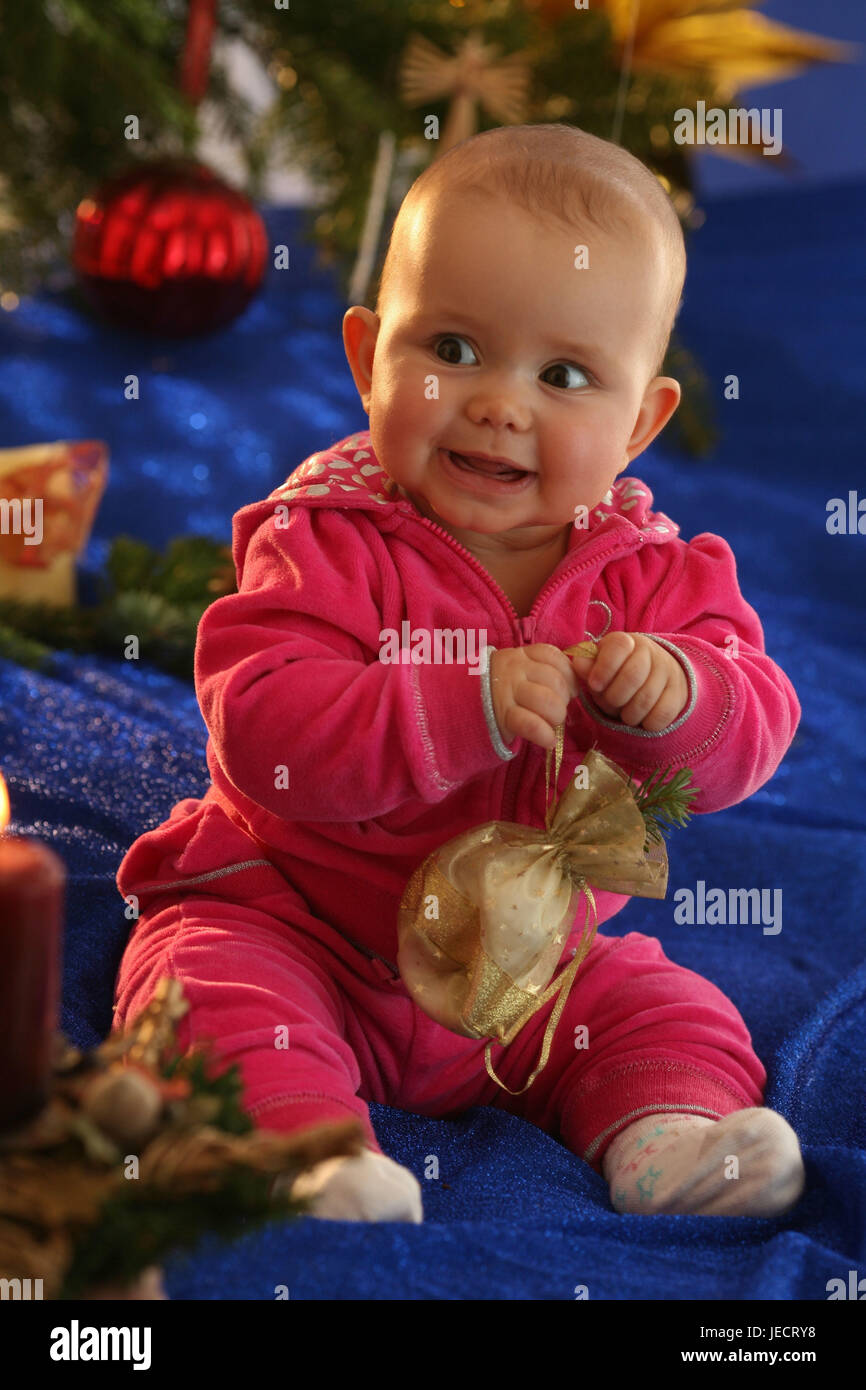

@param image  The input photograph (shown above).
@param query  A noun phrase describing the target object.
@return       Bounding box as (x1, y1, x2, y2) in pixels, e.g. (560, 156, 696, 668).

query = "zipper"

(298, 917, 401, 981)
(340, 933, 400, 979)
(407, 508, 641, 627)
(400, 507, 645, 826)
(407, 512, 523, 631)
(527, 524, 646, 623)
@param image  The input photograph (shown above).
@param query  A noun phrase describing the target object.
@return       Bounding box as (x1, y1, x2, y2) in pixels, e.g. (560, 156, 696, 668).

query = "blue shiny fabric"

(0, 192, 864, 1299)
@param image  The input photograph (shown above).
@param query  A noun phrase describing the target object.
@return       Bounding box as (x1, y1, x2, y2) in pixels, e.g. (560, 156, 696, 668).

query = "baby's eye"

(434, 335, 477, 365)
(541, 362, 590, 390)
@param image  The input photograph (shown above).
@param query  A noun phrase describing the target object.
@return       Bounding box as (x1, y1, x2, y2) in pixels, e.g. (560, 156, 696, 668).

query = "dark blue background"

(694, 0, 864, 196)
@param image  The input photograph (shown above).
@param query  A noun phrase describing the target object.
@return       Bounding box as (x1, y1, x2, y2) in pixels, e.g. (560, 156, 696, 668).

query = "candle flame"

(0, 772, 9, 833)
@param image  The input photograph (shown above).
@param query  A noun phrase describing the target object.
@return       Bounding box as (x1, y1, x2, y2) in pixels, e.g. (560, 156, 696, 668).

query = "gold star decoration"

(599, 0, 856, 103)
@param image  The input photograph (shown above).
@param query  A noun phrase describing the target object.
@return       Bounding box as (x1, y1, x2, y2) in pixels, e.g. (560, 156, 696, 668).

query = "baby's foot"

(284, 1148, 424, 1223)
(603, 1108, 805, 1217)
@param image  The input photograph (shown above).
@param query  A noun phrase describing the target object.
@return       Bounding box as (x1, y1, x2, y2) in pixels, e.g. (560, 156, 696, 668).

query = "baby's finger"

(566, 643, 597, 683)
(532, 642, 580, 696)
(528, 655, 578, 703)
(641, 693, 681, 734)
(584, 632, 636, 695)
(508, 705, 557, 750)
(600, 641, 653, 710)
(618, 663, 668, 727)
(517, 676, 571, 730)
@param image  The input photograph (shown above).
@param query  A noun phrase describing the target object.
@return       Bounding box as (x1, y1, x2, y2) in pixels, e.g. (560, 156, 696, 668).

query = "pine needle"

(629, 765, 699, 848)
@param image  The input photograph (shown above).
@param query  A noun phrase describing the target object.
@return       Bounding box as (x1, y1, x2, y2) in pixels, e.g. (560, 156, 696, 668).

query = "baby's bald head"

(376, 123, 686, 382)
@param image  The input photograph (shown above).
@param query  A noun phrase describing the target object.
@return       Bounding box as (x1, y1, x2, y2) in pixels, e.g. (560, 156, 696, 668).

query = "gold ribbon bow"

(397, 686, 669, 1094)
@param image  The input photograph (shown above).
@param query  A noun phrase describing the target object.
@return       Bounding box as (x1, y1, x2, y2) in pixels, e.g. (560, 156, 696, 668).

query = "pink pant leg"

(485, 931, 767, 1174)
(113, 895, 384, 1152)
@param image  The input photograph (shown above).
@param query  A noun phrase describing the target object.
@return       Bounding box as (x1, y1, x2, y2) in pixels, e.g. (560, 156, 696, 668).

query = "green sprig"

(629, 765, 699, 849)
(57, 1043, 303, 1300)
(0, 534, 235, 680)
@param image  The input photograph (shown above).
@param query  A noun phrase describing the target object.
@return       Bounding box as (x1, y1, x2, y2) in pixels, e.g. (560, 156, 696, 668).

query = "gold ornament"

(398, 28, 531, 155)
(81, 1069, 165, 1148)
(397, 745, 669, 1095)
(563, 640, 599, 661)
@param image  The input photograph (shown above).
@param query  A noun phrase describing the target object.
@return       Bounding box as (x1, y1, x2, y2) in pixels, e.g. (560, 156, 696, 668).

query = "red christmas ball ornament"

(72, 159, 269, 337)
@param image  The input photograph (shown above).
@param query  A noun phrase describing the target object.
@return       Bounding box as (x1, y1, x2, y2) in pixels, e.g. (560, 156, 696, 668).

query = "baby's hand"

(489, 644, 579, 752)
(569, 632, 688, 732)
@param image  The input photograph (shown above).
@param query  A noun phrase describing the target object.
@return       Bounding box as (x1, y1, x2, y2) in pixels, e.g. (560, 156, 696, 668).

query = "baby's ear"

(342, 307, 380, 406)
(626, 377, 681, 461)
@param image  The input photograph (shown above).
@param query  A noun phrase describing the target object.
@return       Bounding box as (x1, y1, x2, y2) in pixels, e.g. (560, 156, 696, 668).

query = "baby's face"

(345, 190, 679, 548)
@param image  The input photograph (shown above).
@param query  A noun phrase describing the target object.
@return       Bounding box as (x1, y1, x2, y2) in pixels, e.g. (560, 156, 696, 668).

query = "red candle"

(0, 772, 65, 1131)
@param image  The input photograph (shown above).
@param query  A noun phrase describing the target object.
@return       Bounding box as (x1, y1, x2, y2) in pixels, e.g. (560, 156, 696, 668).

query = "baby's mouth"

(445, 450, 530, 482)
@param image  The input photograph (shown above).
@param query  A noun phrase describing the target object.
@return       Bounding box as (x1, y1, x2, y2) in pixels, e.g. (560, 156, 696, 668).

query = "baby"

(114, 123, 805, 1224)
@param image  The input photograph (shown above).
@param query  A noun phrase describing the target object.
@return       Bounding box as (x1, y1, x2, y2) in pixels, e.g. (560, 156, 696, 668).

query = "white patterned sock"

(602, 1108, 805, 1216)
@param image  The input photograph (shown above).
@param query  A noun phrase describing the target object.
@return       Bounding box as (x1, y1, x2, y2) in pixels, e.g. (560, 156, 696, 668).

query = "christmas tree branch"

(0, 533, 235, 680)
(629, 765, 699, 848)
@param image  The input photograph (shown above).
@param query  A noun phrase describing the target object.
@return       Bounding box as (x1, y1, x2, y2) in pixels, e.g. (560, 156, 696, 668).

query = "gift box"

(0, 441, 108, 607)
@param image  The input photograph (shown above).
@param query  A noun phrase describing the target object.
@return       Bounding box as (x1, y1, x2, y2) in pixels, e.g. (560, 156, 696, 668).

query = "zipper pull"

(369, 956, 401, 983)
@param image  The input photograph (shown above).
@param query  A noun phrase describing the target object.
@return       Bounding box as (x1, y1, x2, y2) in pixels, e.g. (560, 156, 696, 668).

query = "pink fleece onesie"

(113, 429, 800, 1172)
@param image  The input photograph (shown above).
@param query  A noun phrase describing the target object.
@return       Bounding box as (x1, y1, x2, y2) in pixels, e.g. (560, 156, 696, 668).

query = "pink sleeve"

(573, 532, 801, 812)
(195, 504, 505, 821)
